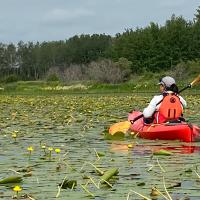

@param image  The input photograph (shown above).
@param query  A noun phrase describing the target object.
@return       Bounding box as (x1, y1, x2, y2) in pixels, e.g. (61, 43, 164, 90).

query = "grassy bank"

(0, 74, 199, 95)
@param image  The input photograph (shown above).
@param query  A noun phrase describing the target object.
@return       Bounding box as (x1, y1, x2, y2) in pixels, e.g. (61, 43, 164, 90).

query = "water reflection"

(110, 141, 200, 155)
(157, 145, 200, 154)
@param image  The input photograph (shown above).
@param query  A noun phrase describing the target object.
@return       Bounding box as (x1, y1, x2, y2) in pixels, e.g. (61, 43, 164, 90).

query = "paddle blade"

(109, 121, 131, 135)
(191, 74, 200, 87)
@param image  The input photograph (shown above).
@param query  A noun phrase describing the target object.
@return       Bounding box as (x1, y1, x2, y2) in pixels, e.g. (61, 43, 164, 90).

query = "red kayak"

(128, 111, 200, 142)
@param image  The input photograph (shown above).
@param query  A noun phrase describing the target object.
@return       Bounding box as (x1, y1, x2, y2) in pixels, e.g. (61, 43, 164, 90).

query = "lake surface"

(0, 94, 200, 200)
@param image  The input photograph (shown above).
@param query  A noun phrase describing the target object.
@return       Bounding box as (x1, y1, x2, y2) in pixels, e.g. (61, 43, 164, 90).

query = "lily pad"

(100, 168, 119, 184)
(153, 149, 173, 156)
(0, 176, 22, 184)
(59, 179, 77, 189)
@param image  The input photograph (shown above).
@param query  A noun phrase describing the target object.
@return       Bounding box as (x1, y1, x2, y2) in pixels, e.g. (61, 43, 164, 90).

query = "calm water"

(0, 94, 200, 200)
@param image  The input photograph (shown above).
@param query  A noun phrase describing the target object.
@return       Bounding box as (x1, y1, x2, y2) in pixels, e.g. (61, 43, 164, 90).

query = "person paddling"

(143, 76, 187, 124)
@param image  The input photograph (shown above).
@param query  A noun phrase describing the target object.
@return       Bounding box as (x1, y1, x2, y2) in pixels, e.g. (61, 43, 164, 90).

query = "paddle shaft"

(130, 114, 143, 124)
(178, 84, 191, 93)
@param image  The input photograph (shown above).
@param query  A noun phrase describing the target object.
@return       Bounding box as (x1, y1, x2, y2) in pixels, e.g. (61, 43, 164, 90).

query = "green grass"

(0, 72, 199, 95)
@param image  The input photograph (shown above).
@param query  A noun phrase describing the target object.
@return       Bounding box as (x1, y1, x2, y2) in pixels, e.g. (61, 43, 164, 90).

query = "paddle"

(109, 74, 200, 135)
(179, 74, 200, 93)
(129, 113, 143, 124)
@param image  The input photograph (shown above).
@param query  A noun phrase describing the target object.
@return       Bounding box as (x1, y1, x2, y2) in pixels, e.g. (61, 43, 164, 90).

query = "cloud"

(0, 0, 199, 43)
(159, 0, 188, 9)
(42, 8, 95, 25)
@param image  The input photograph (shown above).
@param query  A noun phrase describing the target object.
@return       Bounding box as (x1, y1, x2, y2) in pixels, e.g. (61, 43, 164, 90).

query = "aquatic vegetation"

(100, 168, 119, 185)
(48, 147, 53, 160)
(12, 134, 17, 142)
(0, 94, 199, 199)
(27, 146, 33, 160)
(55, 148, 61, 153)
(59, 179, 77, 189)
(0, 176, 22, 184)
(153, 149, 173, 156)
(13, 185, 22, 200)
(127, 144, 133, 148)
(27, 146, 33, 152)
(41, 144, 47, 155)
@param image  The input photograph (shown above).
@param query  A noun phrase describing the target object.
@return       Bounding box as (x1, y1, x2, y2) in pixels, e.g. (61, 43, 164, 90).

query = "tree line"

(0, 7, 200, 83)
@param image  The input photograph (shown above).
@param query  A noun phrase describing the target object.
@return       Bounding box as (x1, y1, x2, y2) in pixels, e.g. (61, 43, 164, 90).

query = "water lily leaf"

(107, 118, 118, 123)
(97, 152, 105, 157)
(0, 176, 22, 184)
(76, 118, 84, 123)
(60, 179, 77, 189)
(185, 168, 193, 173)
(137, 182, 146, 186)
(153, 149, 173, 156)
(100, 168, 119, 184)
(167, 182, 181, 189)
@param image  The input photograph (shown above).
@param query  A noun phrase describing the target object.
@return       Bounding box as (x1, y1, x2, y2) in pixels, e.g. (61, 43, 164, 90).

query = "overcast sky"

(0, 0, 199, 44)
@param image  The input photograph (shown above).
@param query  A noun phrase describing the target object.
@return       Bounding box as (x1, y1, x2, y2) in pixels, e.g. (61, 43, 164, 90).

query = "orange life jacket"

(157, 93, 183, 121)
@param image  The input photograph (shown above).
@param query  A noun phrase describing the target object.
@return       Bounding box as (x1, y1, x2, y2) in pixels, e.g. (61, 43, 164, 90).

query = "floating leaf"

(0, 176, 22, 184)
(153, 149, 173, 156)
(137, 182, 145, 186)
(185, 168, 193, 173)
(100, 168, 119, 184)
(97, 152, 105, 157)
(59, 179, 77, 189)
(167, 182, 181, 189)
